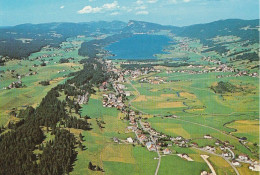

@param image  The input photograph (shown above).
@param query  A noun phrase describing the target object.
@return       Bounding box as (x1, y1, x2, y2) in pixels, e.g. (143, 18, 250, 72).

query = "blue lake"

(105, 34, 171, 60)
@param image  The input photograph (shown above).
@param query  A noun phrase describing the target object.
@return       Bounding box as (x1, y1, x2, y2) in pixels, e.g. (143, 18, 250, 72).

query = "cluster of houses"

(102, 93, 125, 110)
(122, 67, 159, 79)
(202, 56, 222, 65)
(25, 71, 38, 76)
(200, 136, 260, 171)
(63, 47, 76, 52)
(102, 82, 131, 110)
(35, 53, 62, 60)
(164, 63, 234, 76)
(234, 71, 258, 78)
(213, 64, 234, 72)
(178, 39, 200, 53)
(3, 80, 23, 89)
(233, 154, 260, 171)
(105, 60, 259, 172)
(168, 69, 210, 75)
(216, 71, 258, 79)
(101, 62, 132, 110)
(169, 136, 189, 148)
(139, 77, 166, 84)
(77, 92, 89, 105)
(177, 153, 193, 161)
(124, 112, 174, 154)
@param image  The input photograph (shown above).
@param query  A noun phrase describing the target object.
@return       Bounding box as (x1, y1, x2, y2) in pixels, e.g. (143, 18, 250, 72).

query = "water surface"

(105, 34, 171, 60)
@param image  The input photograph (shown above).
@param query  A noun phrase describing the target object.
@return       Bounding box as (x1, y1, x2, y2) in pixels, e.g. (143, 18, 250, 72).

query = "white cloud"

(78, 6, 102, 14)
(60, 5, 64, 9)
(103, 1, 119, 10)
(147, 0, 158, 3)
(110, 12, 119, 15)
(183, 0, 190, 3)
(135, 5, 147, 10)
(136, 0, 144, 5)
(78, 1, 119, 14)
(136, 10, 149, 15)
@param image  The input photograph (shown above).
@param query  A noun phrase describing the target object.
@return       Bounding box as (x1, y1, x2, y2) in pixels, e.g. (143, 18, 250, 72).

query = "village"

(99, 60, 260, 174)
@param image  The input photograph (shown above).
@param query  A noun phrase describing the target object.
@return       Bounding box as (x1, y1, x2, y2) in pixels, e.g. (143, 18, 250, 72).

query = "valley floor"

(0, 33, 259, 175)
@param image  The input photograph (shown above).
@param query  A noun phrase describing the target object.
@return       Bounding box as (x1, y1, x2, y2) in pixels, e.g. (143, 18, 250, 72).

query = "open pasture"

(226, 120, 259, 144)
(0, 37, 87, 126)
(72, 93, 157, 175)
(148, 117, 254, 157)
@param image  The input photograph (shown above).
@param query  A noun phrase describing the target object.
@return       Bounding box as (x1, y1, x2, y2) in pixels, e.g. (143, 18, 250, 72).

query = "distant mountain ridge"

(0, 19, 258, 59)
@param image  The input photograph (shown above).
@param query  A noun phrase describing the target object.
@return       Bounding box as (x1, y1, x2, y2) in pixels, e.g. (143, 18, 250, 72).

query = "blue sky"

(0, 0, 259, 26)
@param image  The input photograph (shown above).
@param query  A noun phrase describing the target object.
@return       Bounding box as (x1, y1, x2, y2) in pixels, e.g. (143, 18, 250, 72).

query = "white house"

(238, 154, 249, 161)
(125, 91, 131, 97)
(249, 165, 260, 171)
(127, 137, 134, 143)
(163, 148, 171, 155)
(222, 152, 231, 158)
(204, 135, 212, 139)
(232, 161, 240, 166)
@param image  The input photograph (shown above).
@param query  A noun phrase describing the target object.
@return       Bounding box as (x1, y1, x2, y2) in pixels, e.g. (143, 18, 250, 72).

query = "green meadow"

(0, 37, 87, 126)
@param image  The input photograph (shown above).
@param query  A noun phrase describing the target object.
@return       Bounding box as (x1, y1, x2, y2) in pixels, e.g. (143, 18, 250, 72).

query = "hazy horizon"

(0, 0, 259, 27)
(0, 18, 259, 28)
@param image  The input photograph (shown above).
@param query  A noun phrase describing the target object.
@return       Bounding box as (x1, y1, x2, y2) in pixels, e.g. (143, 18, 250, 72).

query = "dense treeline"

(228, 49, 250, 57)
(88, 162, 104, 172)
(56, 84, 83, 96)
(0, 122, 44, 174)
(0, 87, 91, 174)
(0, 57, 110, 174)
(210, 81, 242, 94)
(38, 129, 77, 175)
(68, 59, 110, 88)
(62, 117, 91, 130)
(17, 106, 35, 118)
(202, 45, 229, 55)
(39, 80, 50, 86)
(235, 52, 259, 62)
(59, 58, 70, 63)
(34, 89, 67, 127)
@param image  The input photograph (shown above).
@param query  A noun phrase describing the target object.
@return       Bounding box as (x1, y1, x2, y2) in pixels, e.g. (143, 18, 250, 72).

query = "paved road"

(226, 147, 235, 159)
(139, 120, 161, 175)
(195, 148, 240, 175)
(200, 155, 217, 175)
(155, 150, 161, 175)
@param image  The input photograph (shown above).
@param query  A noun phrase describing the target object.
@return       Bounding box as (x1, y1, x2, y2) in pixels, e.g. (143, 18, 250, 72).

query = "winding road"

(195, 148, 240, 175)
